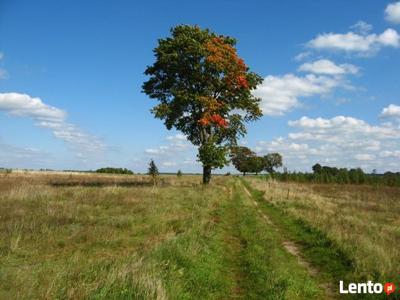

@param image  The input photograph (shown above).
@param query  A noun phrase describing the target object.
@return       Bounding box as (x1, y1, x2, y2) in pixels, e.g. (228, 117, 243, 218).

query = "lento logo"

(339, 281, 396, 295)
(384, 283, 396, 296)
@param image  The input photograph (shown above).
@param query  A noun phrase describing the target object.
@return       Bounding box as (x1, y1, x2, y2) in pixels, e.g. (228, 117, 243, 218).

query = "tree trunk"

(203, 165, 212, 184)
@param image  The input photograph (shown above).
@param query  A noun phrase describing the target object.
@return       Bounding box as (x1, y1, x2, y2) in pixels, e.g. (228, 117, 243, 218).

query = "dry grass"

(0, 172, 223, 299)
(246, 178, 400, 282)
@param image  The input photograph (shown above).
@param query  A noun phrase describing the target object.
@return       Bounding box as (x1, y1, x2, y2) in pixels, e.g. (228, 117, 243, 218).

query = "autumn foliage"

(197, 37, 252, 129)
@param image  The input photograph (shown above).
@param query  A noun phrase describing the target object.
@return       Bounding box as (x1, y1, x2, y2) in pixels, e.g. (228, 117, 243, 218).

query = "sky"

(0, 0, 399, 173)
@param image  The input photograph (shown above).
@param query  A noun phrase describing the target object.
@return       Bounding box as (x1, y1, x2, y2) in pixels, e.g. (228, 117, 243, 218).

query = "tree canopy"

(143, 25, 263, 183)
(230, 147, 280, 175)
(263, 153, 283, 174)
(230, 146, 255, 175)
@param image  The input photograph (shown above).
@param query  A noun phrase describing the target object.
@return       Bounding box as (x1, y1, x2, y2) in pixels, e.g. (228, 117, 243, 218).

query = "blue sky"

(0, 0, 399, 173)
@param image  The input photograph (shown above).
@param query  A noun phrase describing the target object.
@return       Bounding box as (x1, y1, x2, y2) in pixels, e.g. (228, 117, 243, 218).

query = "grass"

(1, 172, 326, 299)
(0, 173, 206, 299)
(1, 172, 398, 299)
(244, 177, 400, 299)
(242, 180, 353, 284)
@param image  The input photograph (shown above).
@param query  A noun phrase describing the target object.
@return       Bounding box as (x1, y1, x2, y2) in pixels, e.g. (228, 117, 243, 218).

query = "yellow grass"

(246, 178, 400, 281)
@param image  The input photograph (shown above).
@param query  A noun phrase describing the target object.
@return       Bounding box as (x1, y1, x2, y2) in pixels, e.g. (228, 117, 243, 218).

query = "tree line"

(270, 163, 400, 187)
(95, 167, 134, 175)
(95, 157, 400, 188)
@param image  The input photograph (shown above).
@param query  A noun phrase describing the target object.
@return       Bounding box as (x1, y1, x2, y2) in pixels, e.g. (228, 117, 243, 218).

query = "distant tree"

(142, 25, 263, 184)
(177, 169, 183, 177)
(148, 160, 159, 184)
(349, 168, 365, 184)
(230, 146, 255, 176)
(263, 153, 283, 174)
(248, 156, 265, 175)
(312, 163, 322, 174)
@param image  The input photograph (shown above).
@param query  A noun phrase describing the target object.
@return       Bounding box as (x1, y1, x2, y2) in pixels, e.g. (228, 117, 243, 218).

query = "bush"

(95, 167, 134, 175)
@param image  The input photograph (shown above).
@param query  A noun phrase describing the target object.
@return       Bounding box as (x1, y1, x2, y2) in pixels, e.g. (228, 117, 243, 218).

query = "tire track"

(241, 182, 336, 299)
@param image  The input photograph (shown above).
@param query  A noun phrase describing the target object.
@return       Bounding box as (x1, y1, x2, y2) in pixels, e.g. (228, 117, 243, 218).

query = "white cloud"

(0, 52, 4, 60)
(166, 133, 187, 142)
(143, 133, 198, 172)
(289, 115, 398, 138)
(253, 74, 344, 116)
(380, 104, 400, 119)
(350, 21, 373, 35)
(144, 137, 193, 157)
(0, 93, 105, 161)
(162, 161, 177, 167)
(380, 150, 400, 158)
(385, 2, 400, 24)
(308, 28, 400, 54)
(354, 153, 375, 161)
(0, 93, 66, 122)
(298, 59, 359, 75)
(256, 112, 400, 172)
(294, 51, 312, 61)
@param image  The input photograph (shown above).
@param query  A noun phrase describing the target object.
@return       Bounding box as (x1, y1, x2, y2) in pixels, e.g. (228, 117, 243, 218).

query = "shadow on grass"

(49, 181, 157, 187)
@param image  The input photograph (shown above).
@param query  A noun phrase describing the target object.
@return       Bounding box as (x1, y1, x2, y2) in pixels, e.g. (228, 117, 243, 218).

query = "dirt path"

(241, 183, 336, 299)
(222, 186, 245, 298)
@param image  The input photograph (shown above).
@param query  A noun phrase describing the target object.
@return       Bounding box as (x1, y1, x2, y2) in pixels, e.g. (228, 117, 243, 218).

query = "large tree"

(263, 153, 283, 174)
(230, 146, 255, 176)
(248, 156, 265, 175)
(143, 25, 263, 184)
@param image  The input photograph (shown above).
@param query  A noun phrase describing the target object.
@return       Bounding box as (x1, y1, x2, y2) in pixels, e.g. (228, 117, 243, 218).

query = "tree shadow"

(49, 181, 155, 187)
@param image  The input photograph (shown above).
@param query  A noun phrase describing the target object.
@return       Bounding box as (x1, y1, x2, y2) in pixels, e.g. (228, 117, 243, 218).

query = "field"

(0, 172, 399, 299)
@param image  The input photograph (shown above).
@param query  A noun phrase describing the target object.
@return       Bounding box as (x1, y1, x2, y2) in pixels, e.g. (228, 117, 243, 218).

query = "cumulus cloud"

(143, 133, 198, 171)
(308, 28, 400, 55)
(380, 150, 400, 158)
(256, 112, 400, 172)
(0, 93, 66, 122)
(288, 115, 398, 138)
(385, 2, 400, 24)
(0, 92, 105, 161)
(253, 74, 344, 116)
(380, 104, 400, 119)
(298, 59, 359, 75)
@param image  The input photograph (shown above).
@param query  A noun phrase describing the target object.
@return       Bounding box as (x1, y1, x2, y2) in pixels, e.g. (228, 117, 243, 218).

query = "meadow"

(0, 172, 399, 299)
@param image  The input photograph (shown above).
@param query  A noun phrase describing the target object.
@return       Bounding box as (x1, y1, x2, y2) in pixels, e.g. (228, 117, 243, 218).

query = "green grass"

(242, 180, 354, 282)
(243, 178, 400, 300)
(153, 180, 324, 299)
(0, 173, 327, 299)
(223, 181, 322, 299)
(245, 177, 400, 279)
(1, 172, 397, 299)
